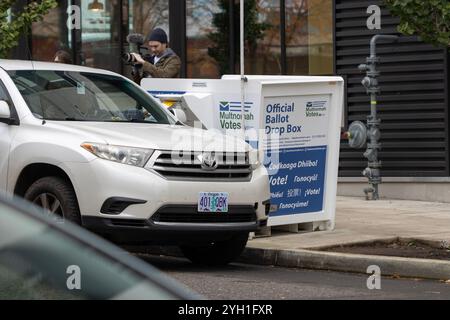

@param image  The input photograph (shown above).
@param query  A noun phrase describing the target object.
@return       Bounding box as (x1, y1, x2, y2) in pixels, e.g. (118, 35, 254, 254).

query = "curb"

(127, 241, 450, 281)
(239, 246, 450, 281)
(307, 237, 450, 251)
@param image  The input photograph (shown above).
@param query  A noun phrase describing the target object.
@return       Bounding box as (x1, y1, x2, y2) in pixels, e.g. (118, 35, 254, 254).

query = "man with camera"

(129, 28, 181, 83)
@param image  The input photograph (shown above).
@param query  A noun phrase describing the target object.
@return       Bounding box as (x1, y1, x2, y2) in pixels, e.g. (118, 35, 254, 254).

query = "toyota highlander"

(0, 60, 270, 265)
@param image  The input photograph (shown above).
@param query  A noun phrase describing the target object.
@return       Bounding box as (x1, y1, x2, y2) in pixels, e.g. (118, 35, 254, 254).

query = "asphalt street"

(137, 254, 450, 300)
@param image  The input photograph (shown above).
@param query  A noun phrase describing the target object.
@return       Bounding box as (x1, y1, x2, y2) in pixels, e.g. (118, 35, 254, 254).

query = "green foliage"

(208, 0, 270, 75)
(0, 0, 57, 58)
(384, 0, 450, 47)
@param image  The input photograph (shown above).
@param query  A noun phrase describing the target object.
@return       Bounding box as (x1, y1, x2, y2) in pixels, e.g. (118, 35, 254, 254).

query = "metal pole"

(240, 0, 246, 139)
(229, 0, 235, 73)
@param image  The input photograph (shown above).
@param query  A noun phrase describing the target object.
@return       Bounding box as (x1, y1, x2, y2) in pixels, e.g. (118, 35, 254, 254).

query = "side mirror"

(173, 108, 187, 123)
(0, 100, 11, 122)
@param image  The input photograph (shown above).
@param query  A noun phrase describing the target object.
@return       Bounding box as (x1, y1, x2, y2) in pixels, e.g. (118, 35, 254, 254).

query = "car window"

(7, 70, 175, 124)
(0, 202, 177, 300)
(0, 82, 10, 102)
(0, 80, 19, 121)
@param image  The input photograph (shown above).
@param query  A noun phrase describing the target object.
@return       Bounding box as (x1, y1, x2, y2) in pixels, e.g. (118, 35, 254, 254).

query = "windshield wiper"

(64, 117, 86, 121)
(41, 117, 86, 121)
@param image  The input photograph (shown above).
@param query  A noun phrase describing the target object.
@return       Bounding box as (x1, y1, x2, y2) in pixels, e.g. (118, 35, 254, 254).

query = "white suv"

(0, 60, 270, 265)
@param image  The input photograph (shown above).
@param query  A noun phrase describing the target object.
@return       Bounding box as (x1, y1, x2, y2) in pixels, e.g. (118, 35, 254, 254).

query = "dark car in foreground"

(0, 195, 200, 300)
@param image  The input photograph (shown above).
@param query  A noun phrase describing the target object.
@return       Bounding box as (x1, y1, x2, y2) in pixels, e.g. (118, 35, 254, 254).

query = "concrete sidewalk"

(241, 196, 450, 280)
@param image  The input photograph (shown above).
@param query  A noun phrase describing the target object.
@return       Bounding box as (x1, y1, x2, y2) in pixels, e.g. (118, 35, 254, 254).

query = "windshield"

(7, 70, 175, 124)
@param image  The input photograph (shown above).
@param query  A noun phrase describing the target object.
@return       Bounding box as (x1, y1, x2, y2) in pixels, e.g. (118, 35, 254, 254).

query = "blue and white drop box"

(141, 75, 344, 230)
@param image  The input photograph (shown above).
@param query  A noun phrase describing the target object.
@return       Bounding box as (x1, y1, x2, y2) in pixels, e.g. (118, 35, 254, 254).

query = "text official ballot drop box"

(141, 76, 344, 230)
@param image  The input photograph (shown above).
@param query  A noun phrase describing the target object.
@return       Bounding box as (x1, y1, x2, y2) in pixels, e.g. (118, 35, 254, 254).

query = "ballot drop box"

(142, 75, 344, 230)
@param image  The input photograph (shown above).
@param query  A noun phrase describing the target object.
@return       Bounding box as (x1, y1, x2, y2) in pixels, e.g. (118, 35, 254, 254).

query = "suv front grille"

(149, 150, 252, 181)
(151, 205, 257, 223)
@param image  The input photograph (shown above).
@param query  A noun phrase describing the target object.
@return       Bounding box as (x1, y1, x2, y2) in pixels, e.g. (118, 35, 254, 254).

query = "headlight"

(249, 148, 261, 170)
(81, 143, 154, 167)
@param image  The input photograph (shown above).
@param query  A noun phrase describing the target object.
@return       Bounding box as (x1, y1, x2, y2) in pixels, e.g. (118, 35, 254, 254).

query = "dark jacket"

(133, 48, 181, 83)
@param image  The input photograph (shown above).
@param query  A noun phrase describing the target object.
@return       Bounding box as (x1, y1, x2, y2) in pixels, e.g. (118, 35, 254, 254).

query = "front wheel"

(180, 232, 249, 266)
(24, 176, 82, 225)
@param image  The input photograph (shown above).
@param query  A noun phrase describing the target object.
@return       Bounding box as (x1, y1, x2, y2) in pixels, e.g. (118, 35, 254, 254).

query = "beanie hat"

(147, 28, 168, 44)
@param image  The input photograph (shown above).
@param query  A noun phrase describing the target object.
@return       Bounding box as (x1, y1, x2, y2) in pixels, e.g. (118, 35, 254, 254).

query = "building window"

(32, 1, 70, 62)
(186, 0, 224, 79)
(128, 0, 169, 36)
(80, 0, 122, 73)
(123, 0, 170, 78)
(286, 0, 333, 75)
(244, 0, 281, 75)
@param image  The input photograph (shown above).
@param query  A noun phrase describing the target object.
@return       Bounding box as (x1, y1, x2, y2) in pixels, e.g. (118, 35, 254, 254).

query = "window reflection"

(307, 0, 333, 75)
(244, 0, 281, 75)
(32, 2, 70, 62)
(186, 0, 224, 78)
(81, 0, 121, 73)
(128, 0, 169, 35)
(286, 0, 333, 75)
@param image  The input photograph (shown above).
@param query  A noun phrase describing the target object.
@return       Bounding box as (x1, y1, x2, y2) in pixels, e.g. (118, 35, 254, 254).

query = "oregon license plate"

(198, 192, 229, 213)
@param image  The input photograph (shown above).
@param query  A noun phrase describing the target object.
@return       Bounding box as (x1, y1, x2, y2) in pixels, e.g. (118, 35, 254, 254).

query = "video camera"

(123, 33, 150, 78)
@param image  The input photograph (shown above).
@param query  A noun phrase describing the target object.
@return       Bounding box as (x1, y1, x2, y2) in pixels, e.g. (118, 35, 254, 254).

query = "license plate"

(198, 192, 229, 213)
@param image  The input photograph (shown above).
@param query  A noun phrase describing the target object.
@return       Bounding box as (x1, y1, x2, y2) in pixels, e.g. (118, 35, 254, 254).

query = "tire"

(180, 232, 249, 266)
(24, 176, 82, 225)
